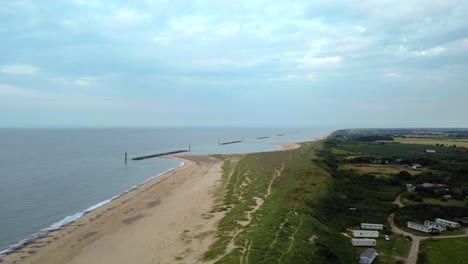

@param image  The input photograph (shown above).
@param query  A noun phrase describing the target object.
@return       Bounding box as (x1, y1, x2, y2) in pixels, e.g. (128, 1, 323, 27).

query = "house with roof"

(424, 220, 447, 232)
(360, 223, 384, 230)
(407, 221, 440, 234)
(436, 218, 461, 229)
(352, 238, 376, 247)
(352, 230, 379, 238)
(360, 248, 378, 264)
(411, 163, 422, 169)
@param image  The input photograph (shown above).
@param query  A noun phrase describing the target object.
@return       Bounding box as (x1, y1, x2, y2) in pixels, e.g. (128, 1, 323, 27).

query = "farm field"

(403, 197, 468, 207)
(393, 137, 468, 149)
(340, 164, 419, 177)
(423, 237, 468, 264)
(335, 143, 455, 157)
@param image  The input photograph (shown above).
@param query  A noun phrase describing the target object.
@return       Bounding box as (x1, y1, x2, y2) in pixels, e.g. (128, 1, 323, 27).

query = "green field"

(394, 137, 468, 149)
(421, 237, 468, 264)
(336, 142, 457, 157)
(340, 164, 419, 178)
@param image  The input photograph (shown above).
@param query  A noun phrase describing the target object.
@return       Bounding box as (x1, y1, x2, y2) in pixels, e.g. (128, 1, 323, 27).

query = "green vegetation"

(204, 142, 355, 263)
(204, 129, 468, 263)
(419, 238, 468, 264)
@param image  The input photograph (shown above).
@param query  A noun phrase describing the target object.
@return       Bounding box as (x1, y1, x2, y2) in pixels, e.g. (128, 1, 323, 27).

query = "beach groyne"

(219, 140, 243, 145)
(132, 150, 189, 160)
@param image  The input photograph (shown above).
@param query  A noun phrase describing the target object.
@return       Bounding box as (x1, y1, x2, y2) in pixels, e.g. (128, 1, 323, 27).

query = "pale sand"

(1, 155, 225, 264)
(273, 142, 301, 151)
(1, 143, 302, 264)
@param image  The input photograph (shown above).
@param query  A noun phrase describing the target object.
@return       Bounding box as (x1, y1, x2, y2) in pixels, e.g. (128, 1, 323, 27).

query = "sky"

(1, 0, 468, 128)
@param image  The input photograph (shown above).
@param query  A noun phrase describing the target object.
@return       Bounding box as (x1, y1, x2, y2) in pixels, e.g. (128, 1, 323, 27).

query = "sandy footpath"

(1, 154, 224, 264)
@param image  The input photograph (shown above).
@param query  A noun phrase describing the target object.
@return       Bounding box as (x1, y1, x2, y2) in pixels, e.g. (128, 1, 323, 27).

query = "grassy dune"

(203, 142, 355, 263)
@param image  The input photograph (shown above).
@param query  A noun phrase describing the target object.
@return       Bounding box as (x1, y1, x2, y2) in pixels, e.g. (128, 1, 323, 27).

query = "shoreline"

(0, 141, 305, 264)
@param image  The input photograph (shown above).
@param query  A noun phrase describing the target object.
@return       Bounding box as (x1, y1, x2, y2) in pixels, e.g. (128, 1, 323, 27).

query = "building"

(411, 163, 422, 169)
(424, 220, 447, 231)
(352, 238, 376, 247)
(352, 230, 379, 238)
(405, 184, 416, 192)
(360, 248, 378, 264)
(425, 149, 436, 153)
(435, 218, 461, 229)
(407, 221, 438, 234)
(361, 223, 384, 230)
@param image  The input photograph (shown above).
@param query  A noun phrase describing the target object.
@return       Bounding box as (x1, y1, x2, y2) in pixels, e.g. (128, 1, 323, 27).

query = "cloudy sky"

(1, 0, 467, 128)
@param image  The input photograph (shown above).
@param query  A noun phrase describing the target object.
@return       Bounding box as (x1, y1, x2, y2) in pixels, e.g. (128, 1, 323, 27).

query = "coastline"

(0, 142, 304, 264)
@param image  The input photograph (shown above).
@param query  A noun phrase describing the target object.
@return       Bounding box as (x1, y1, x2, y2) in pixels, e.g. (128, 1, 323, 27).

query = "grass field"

(403, 197, 468, 207)
(340, 164, 419, 177)
(335, 143, 449, 157)
(421, 237, 468, 264)
(393, 137, 468, 149)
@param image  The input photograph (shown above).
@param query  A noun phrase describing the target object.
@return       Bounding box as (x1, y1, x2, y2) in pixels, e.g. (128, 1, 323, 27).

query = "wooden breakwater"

(132, 150, 188, 160)
(219, 140, 243, 145)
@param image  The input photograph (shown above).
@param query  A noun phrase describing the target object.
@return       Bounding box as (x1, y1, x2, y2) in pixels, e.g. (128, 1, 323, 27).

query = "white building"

(360, 248, 378, 264)
(436, 218, 461, 229)
(352, 230, 379, 238)
(352, 238, 376, 247)
(361, 223, 384, 230)
(407, 221, 434, 233)
(424, 220, 447, 231)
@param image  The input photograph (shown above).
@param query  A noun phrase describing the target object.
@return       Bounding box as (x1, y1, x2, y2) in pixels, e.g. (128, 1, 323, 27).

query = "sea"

(0, 127, 332, 254)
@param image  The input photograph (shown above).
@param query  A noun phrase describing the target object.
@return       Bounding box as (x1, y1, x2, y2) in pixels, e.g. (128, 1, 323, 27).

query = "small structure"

(360, 248, 378, 264)
(352, 230, 379, 238)
(424, 220, 447, 232)
(455, 217, 468, 226)
(405, 184, 416, 192)
(435, 218, 461, 229)
(352, 238, 376, 247)
(425, 149, 436, 153)
(360, 223, 384, 230)
(407, 221, 438, 234)
(411, 163, 422, 169)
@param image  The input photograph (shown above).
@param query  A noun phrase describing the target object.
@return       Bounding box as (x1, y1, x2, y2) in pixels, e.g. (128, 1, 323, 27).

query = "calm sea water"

(0, 127, 331, 253)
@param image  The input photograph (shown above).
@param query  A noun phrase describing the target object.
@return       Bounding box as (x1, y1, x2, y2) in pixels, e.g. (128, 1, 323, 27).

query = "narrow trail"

(214, 162, 286, 263)
(278, 207, 303, 263)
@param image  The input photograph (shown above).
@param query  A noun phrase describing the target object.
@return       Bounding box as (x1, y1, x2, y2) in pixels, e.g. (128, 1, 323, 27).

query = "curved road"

(388, 194, 468, 264)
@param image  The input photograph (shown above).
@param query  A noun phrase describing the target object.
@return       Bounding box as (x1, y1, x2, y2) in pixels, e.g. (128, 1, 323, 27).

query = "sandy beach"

(0, 143, 303, 264)
(1, 154, 225, 264)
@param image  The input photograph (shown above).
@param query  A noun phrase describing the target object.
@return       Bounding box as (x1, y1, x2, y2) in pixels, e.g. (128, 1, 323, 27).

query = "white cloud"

(384, 72, 400, 79)
(73, 77, 95, 87)
(398, 45, 447, 57)
(297, 56, 342, 66)
(0, 64, 38, 75)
